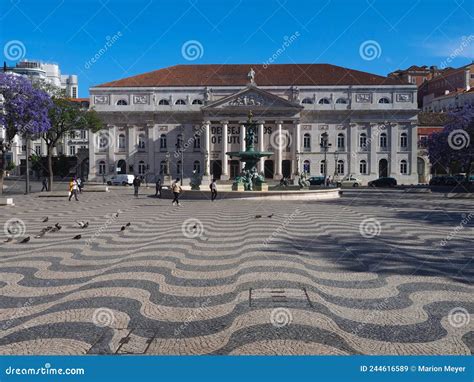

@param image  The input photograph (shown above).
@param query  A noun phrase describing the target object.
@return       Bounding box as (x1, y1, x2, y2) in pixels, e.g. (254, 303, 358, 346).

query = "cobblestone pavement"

(0, 188, 472, 355)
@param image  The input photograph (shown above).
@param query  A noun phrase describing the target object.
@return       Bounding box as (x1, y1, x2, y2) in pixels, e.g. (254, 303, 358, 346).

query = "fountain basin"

(161, 188, 341, 201)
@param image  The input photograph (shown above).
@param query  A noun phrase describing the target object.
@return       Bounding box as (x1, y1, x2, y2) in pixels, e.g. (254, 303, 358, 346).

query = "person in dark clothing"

(41, 177, 48, 192)
(210, 179, 217, 201)
(133, 176, 141, 198)
(155, 178, 162, 198)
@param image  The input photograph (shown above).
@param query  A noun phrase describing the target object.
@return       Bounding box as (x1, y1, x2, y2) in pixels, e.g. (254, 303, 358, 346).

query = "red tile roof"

(95, 64, 407, 88)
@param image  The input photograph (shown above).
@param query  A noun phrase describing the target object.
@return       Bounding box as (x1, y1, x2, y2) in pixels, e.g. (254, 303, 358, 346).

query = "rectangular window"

(35, 145, 41, 156)
(69, 146, 76, 156)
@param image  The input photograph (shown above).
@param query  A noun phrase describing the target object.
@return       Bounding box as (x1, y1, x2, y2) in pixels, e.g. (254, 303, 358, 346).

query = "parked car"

(309, 176, 325, 186)
(368, 177, 397, 188)
(336, 175, 362, 188)
(106, 174, 134, 186)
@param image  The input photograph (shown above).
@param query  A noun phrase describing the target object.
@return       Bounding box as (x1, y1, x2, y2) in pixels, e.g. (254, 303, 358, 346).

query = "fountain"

(226, 112, 273, 191)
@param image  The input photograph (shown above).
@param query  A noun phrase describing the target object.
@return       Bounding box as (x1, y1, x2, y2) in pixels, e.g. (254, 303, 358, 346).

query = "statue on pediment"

(248, 67, 255, 84)
(204, 87, 212, 102)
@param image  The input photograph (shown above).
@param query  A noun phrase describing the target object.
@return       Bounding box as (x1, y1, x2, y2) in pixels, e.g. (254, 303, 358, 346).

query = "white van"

(106, 174, 134, 186)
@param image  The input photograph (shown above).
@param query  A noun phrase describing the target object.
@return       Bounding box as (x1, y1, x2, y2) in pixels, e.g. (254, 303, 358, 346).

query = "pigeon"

(76, 221, 88, 229)
(50, 227, 59, 233)
(125, 222, 131, 227)
(267, 213, 274, 218)
(45, 226, 53, 231)
(73, 234, 81, 240)
(19, 236, 30, 244)
(55, 223, 62, 230)
(192, 224, 197, 230)
(34, 231, 46, 238)
(255, 215, 262, 219)
(120, 226, 126, 231)
(42, 216, 49, 223)
(114, 212, 120, 218)
(7, 227, 14, 235)
(3, 237, 13, 243)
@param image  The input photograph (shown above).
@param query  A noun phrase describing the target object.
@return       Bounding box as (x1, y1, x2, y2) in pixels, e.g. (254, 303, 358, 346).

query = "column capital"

(203, 120, 211, 125)
(276, 120, 284, 125)
(292, 120, 301, 125)
(220, 120, 229, 125)
(238, 120, 246, 125)
(257, 120, 265, 125)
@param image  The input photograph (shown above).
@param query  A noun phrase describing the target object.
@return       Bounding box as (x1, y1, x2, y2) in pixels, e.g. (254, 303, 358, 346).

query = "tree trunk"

(47, 146, 53, 192)
(0, 150, 5, 195)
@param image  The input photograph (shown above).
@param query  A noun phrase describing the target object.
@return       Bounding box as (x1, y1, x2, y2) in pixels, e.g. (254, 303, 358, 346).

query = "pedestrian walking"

(68, 178, 79, 201)
(133, 176, 141, 198)
(171, 178, 182, 206)
(41, 176, 48, 192)
(155, 178, 162, 198)
(77, 177, 83, 193)
(210, 178, 217, 201)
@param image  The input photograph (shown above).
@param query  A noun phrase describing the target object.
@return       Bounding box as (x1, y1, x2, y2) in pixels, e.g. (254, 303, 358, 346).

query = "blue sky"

(1, 0, 473, 97)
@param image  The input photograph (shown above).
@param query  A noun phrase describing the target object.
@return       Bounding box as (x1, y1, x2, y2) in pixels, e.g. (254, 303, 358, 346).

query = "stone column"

(127, 125, 135, 174)
(292, 121, 301, 175)
(88, 128, 96, 180)
(202, 121, 211, 182)
(147, 124, 155, 180)
(221, 120, 229, 180)
(369, 123, 378, 176)
(274, 121, 283, 178)
(389, 123, 398, 177)
(410, 122, 418, 177)
(258, 121, 265, 173)
(348, 123, 357, 175)
(240, 122, 246, 169)
(108, 125, 115, 174)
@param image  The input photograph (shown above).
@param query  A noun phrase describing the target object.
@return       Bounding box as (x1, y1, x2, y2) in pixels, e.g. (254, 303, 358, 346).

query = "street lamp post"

(320, 132, 331, 187)
(25, 134, 30, 194)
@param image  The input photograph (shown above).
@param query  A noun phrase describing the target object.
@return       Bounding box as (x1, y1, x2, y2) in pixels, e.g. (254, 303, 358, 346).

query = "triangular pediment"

(202, 85, 302, 110)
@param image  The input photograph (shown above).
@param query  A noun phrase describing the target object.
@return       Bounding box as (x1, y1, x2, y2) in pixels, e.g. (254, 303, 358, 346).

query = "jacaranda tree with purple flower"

(427, 105, 474, 178)
(0, 73, 52, 194)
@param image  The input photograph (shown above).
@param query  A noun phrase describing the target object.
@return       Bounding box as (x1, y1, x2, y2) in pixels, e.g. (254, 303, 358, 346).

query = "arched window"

(116, 99, 128, 105)
(177, 160, 182, 175)
(320, 160, 326, 175)
(193, 160, 201, 174)
(378, 97, 390, 104)
(359, 160, 367, 174)
(158, 99, 170, 105)
(176, 134, 183, 149)
(400, 159, 408, 174)
(303, 160, 310, 174)
(118, 134, 126, 150)
(318, 98, 330, 104)
(303, 133, 311, 151)
(160, 160, 166, 174)
(175, 99, 186, 105)
(337, 160, 345, 175)
(301, 98, 313, 104)
(380, 132, 387, 148)
(400, 132, 408, 148)
(337, 133, 345, 149)
(192, 99, 203, 105)
(359, 133, 367, 148)
(335, 98, 348, 104)
(160, 134, 167, 150)
(138, 160, 146, 175)
(98, 160, 106, 175)
(138, 134, 146, 150)
(193, 134, 201, 149)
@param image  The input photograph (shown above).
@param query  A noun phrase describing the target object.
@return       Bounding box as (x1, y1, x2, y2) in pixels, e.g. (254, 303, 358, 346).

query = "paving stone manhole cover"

(249, 288, 312, 308)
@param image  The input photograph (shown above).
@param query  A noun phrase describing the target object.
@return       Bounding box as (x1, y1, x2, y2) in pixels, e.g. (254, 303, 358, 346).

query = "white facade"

(89, 67, 419, 185)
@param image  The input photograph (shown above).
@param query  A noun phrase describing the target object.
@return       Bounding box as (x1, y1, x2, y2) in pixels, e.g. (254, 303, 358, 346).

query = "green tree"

(43, 99, 102, 190)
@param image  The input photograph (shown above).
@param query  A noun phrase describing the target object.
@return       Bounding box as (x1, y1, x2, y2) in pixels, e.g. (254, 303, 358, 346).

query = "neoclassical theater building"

(89, 64, 419, 184)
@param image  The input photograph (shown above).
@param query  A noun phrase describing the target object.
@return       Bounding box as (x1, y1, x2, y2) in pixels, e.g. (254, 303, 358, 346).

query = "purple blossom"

(0, 73, 52, 140)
